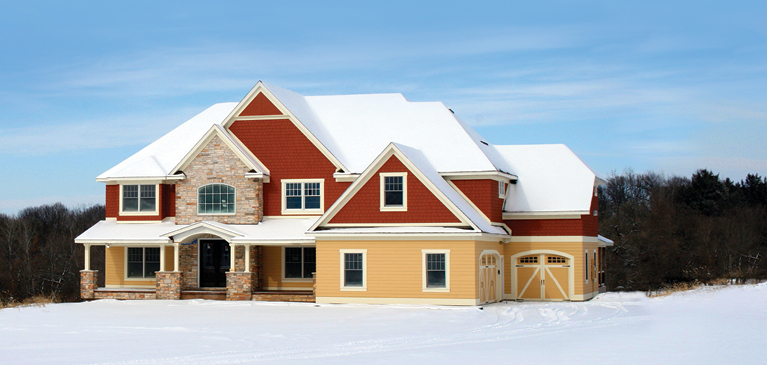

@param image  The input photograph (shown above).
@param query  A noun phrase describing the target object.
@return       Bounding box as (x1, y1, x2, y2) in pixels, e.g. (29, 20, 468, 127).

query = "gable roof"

(310, 142, 507, 235)
(97, 103, 237, 181)
(494, 144, 603, 213)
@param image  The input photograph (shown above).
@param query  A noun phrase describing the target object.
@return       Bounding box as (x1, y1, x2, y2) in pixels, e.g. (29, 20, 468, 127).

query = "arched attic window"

(198, 184, 236, 214)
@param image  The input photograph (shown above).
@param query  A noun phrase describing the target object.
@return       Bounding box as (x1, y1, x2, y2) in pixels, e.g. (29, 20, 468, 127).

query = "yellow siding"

(503, 240, 599, 298)
(316, 240, 482, 299)
(261, 246, 313, 290)
(104, 246, 175, 288)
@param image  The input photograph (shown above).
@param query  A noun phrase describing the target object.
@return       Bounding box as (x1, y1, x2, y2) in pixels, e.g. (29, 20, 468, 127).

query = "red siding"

(229, 119, 350, 216)
(505, 218, 591, 236)
(162, 184, 176, 218)
(105, 185, 118, 218)
(329, 155, 461, 224)
(239, 93, 283, 116)
(451, 179, 504, 223)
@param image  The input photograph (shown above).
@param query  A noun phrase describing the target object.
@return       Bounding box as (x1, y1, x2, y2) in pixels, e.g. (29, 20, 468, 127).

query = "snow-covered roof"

(265, 82, 502, 174)
(98, 103, 237, 180)
(75, 218, 318, 244)
(494, 144, 601, 213)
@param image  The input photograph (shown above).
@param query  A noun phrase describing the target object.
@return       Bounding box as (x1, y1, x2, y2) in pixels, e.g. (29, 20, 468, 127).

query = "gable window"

(422, 250, 450, 292)
(121, 184, 157, 214)
(127, 247, 160, 279)
(380, 173, 407, 211)
(282, 179, 324, 214)
(284, 247, 316, 280)
(498, 181, 506, 199)
(340, 249, 366, 290)
(198, 184, 236, 214)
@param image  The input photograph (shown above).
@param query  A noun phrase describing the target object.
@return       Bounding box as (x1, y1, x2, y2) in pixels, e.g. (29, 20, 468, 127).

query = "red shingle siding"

(105, 185, 118, 218)
(239, 93, 283, 116)
(329, 155, 461, 224)
(505, 218, 588, 236)
(162, 184, 176, 218)
(451, 179, 504, 223)
(229, 119, 350, 216)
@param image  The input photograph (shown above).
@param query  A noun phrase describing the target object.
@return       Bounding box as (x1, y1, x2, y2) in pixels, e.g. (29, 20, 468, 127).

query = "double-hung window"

(282, 179, 323, 214)
(198, 184, 236, 214)
(127, 247, 160, 279)
(422, 250, 450, 291)
(284, 247, 316, 279)
(380, 173, 407, 211)
(498, 181, 506, 199)
(121, 184, 157, 214)
(340, 249, 366, 290)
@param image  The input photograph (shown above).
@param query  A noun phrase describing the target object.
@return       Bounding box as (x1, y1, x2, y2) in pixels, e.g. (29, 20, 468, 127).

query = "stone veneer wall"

(80, 270, 98, 300)
(156, 272, 183, 300)
(252, 292, 315, 302)
(180, 242, 199, 289)
(175, 135, 263, 225)
(226, 272, 254, 300)
(94, 290, 157, 300)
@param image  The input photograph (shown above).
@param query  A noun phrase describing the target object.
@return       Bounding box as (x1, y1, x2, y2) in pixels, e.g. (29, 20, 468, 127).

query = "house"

(75, 81, 612, 305)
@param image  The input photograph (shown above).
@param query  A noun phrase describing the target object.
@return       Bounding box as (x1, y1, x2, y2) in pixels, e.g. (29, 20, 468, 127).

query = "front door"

(479, 253, 501, 304)
(200, 240, 230, 287)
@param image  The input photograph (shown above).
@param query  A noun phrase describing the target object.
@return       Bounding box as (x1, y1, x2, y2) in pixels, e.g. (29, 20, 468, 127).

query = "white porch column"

(229, 242, 236, 272)
(159, 244, 166, 272)
(173, 242, 180, 272)
(83, 243, 91, 271)
(244, 244, 251, 273)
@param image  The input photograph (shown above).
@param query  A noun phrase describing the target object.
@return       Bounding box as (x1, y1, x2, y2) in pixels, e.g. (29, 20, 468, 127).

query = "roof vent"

(480, 141, 489, 146)
(448, 108, 455, 114)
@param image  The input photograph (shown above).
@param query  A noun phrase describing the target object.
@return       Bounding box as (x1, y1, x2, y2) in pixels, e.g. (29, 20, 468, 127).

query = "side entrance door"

(515, 253, 571, 301)
(200, 239, 230, 288)
(479, 252, 501, 304)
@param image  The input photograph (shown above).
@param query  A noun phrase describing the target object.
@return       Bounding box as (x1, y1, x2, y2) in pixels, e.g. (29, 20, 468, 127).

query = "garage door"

(515, 253, 571, 301)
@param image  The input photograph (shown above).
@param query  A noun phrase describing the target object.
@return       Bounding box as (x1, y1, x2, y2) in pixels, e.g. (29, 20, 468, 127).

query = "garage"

(511, 250, 573, 301)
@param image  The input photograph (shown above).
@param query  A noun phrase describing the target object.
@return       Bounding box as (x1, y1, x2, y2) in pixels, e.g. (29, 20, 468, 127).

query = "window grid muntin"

(284, 181, 323, 211)
(344, 253, 363, 287)
(384, 176, 404, 206)
(547, 256, 567, 264)
(519, 256, 538, 264)
(198, 184, 236, 214)
(426, 253, 446, 288)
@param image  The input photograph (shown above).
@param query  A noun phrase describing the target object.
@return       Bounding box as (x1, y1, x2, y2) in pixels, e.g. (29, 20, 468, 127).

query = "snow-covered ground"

(2, 284, 766, 364)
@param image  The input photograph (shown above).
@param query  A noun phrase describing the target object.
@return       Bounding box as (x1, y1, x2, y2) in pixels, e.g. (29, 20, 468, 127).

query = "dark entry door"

(200, 240, 230, 287)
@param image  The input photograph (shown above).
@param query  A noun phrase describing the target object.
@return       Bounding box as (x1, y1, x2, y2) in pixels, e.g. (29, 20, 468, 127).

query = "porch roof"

(75, 218, 319, 245)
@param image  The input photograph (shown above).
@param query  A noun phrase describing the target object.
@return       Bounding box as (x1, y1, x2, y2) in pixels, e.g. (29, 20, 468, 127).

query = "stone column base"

(226, 272, 253, 301)
(80, 270, 98, 300)
(156, 272, 183, 300)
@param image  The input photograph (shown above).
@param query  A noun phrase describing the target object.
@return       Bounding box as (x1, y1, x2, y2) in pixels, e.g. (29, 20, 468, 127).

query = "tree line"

(599, 169, 767, 291)
(0, 203, 104, 304)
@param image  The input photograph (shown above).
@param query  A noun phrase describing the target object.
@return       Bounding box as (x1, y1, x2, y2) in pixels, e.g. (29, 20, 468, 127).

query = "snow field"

(1, 283, 765, 364)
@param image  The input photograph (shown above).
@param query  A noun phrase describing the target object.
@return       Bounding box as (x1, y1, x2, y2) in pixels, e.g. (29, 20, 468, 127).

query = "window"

(127, 247, 160, 279)
(519, 256, 538, 264)
(340, 249, 366, 290)
(282, 179, 324, 214)
(585, 250, 589, 283)
(284, 247, 316, 279)
(380, 173, 407, 211)
(198, 184, 236, 214)
(423, 250, 450, 291)
(498, 181, 506, 198)
(547, 256, 567, 264)
(121, 184, 157, 213)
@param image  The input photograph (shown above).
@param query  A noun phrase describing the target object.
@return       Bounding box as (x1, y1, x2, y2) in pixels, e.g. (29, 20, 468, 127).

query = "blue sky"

(1, 1, 766, 215)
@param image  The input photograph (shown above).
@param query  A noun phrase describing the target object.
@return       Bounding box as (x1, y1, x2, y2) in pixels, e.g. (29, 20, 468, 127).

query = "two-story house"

(75, 81, 612, 305)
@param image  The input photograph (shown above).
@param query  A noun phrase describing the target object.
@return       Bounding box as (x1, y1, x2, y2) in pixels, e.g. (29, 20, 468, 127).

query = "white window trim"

(380, 172, 407, 212)
(197, 183, 237, 216)
(422, 249, 450, 292)
(124, 246, 161, 281)
(119, 184, 159, 216)
(498, 181, 506, 199)
(281, 179, 324, 215)
(339, 249, 367, 291)
(281, 246, 316, 282)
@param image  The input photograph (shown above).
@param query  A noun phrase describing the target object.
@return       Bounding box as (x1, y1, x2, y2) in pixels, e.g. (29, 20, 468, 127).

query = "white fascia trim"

(441, 171, 518, 182)
(310, 232, 509, 241)
(231, 239, 315, 246)
(161, 222, 244, 241)
(309, 144, 478, 232)
(315, 297, 479, 306)
(502, 211, 589, 220)
(333, 172, 360, 182)
(598, 235, 615, 247)
(221, 82, 348, 173)
(96, 175, 185, 183)
(75, 239, 171, 245)
(509, 236, 599, 243)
